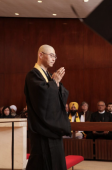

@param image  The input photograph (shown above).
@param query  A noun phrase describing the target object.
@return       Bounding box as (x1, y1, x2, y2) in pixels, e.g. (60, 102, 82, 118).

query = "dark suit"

(79, 110, 92, 122)
(108, 113, 112, 139)
(87, 111, 111, 140)
(90, 111, 110, 122)
(79, 111, 92, 136)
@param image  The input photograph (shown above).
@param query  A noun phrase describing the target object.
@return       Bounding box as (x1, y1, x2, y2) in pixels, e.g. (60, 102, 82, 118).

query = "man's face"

(11, 109, 16, 113)
(41, 48, 56, 68)
(107, 105, 112, 112)
(71, 105, 76, 111)
(65, 104, 69, 112)
(81, 103, 88, 112)
(97, 102, 106, 112)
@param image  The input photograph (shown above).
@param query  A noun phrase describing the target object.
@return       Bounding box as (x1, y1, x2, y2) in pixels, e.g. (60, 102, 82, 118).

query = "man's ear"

(38, 52, 43, 59)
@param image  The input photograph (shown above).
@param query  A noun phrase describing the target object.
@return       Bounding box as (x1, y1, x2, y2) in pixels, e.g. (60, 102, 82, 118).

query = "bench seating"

(27, 154, 84, 169)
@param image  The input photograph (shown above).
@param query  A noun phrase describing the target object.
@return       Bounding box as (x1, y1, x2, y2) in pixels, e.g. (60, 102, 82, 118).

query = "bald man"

(24, 45, 71, 170)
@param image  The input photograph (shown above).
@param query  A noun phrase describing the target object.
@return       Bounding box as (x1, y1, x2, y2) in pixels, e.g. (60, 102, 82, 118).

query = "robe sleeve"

(59, 83, 69, 106)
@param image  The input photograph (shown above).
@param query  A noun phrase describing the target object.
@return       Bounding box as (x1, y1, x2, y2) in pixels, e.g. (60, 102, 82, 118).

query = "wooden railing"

(70, 122, 112, 131)
(63, 122, 112, 160)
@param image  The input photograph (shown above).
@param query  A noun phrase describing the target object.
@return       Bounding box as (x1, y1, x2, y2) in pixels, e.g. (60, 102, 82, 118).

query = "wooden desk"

(0, 119, 27, 170)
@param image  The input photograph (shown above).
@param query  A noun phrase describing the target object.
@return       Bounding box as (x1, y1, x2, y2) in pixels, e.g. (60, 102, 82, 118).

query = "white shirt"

(98, 110, 105, 114)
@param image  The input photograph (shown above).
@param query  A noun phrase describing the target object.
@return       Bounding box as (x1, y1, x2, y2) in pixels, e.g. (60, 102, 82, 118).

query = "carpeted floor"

(68, 160, 112, 170)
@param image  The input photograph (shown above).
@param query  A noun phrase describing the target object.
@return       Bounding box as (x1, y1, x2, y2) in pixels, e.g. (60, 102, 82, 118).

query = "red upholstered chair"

(65, 155, 84, 170)
(27, 154, 84, 169)
(27, 153, 30, 159)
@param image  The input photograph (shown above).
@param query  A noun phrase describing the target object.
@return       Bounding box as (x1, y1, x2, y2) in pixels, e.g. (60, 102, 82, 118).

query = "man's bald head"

(37, 44, 56, 69)
(38, 45, 55, 57)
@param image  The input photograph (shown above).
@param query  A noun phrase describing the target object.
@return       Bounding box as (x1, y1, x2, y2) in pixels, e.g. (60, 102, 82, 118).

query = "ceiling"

(0, 0, 103, 18)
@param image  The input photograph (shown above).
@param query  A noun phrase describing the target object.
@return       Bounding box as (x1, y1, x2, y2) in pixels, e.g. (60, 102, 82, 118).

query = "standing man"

(24, 45, 71, 170)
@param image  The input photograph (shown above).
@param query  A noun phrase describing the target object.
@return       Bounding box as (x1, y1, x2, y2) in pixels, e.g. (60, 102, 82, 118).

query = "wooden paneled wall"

(0, 17, 112, 112)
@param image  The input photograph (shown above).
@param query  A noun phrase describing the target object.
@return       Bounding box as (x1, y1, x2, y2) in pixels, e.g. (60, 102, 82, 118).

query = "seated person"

(10, 105, 17, 118)
(79, 102, 92, 121)
(107, 103, 112, 116)
(20, 106, 28, 118)
(0, 106, 4, 118)
(69, 102, 85, 139)
(65, 104, 69, 115)
(79, 102, 92, 137)
(107, 103, 112, 139)
(2, 106, 13, 118)
(86, 101, 110, 140)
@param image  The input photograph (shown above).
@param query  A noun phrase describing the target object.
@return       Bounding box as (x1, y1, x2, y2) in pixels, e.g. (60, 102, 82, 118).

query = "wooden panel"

(63, 138, 93, 159)
(83, 68, 112, 111)
(83, 24, 112, 69)
(3, 73, 26, 112)
(51, 19, 84, 70)
(95, 140, 112, 160)
(62, 70, 84, 104)
(107, 140, 112, 160)
(0, 74, 4, 106)
(4, 18, 34, 73)
(0, 18, 4, 73)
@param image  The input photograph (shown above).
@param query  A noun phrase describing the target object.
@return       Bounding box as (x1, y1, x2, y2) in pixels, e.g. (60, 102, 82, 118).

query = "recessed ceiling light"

(52, 14, 57, 16)
(37, 1, 42, 3)
(83, 0, 89, 2)
(15, 13, 19, 15)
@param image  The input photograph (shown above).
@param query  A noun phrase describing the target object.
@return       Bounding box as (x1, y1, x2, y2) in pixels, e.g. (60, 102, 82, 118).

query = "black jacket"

(90, 111, 111, 122)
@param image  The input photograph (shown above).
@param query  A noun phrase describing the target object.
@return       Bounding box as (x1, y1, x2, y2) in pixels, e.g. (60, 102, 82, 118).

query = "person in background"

(10, 105, 17, 118)
(0, 106, 4, 118)
(107, 103, 112, 114)
(79, 102, 92, 122)
(79, 102, 92, 137)
(69, 102, 85, 139)
(65, 104, 69, 115)
(87, 101, 111, 140)
(69, 102, 81, 122)
(107, 103, 112, 139)
(20, 105, 28, 118)
(2, 106, 13, 118)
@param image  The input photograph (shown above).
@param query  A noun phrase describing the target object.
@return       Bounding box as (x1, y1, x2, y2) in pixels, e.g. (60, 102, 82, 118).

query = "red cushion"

(27, 154, 30, 159)
(65, 155, 84, 169)
(27, 154, 84, 169)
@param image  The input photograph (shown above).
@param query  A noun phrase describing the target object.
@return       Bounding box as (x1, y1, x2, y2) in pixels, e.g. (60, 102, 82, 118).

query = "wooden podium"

(0, 119, 27, 170)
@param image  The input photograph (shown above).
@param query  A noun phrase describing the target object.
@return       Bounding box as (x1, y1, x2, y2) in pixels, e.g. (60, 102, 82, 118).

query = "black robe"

(90, 111, 110, 122)
(24, 68, 71, 170)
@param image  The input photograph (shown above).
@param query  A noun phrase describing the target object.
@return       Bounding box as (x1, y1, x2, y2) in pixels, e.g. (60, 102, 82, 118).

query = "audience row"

(0, 105, 28, 118)
(1, 101, 112, 140)
(65, 101, 112, 140)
